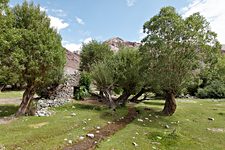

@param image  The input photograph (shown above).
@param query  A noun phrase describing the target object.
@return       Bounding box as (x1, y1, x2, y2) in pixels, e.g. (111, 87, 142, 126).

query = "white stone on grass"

(137, 119, 144, 122)
(68, 140, 72, 144)
(132, 142, 138, 147)
(87, 133, 95, 139)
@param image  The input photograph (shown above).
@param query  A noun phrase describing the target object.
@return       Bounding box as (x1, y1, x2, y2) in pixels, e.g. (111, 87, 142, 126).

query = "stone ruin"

(36, 50, 80, 116)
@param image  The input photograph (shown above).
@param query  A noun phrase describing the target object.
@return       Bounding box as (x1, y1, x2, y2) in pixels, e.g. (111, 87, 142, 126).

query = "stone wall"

(50, 71, 80, 99)
(35, 98, 72, 116)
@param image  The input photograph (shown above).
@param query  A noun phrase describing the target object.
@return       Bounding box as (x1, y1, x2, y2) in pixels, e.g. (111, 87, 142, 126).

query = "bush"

(196, 80, 225, 98)
(74, 86, 89, 100)
(74, 72, 91, 100)
(79, 72, 91, 91)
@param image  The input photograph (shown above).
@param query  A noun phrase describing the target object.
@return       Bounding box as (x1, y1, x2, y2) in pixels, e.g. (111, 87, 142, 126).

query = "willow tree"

(0, 1, 65, 116)
(141, 6, 221, 115)
(91, 59, 117, 110)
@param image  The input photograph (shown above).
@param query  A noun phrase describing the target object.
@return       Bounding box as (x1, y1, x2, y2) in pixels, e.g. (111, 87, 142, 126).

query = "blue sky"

(9, 0, 225, 51)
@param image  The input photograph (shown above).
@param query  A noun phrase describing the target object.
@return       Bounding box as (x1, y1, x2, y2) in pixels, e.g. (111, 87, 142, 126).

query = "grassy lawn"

(0, 99, 225, 150)
(0, 91, 23, 99)
(97, 99, 225, 150)
(0, 102, 128, 150)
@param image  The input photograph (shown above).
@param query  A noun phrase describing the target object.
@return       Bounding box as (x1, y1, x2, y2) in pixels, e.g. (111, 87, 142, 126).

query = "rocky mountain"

(104, 37, 141, 52)
(64, 49, 80, 75)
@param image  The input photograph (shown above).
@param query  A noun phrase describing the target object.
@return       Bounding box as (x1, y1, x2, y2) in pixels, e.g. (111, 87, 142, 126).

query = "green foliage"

(74, 72, 91, 100)
(0, 1, 65, 91)
(80, 40, 113, 72)
(74, 86, 89, 100)
(141, 6, 221, 95)
(91, 60, 115, 91)
(196, 80, 225, 98)
(114, 47, 144, 94)
(79, 72, 91, 91)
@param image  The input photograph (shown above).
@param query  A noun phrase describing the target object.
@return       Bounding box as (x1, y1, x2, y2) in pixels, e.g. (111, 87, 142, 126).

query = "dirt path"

(0, 98, 21, 105)
(64, 107, 138, 150)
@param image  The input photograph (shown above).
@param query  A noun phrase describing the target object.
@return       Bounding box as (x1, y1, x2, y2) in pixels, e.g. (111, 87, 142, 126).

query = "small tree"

(141, 6, 221, 115)
(91, 60, 117, 109)
(0, 1, 66, 116)
(80, 40, 113, 72)
(114, 47, 143, 106)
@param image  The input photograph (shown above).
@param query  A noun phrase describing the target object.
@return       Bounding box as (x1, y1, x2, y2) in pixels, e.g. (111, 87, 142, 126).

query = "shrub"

(196, 80, 225, 98)
(74, 72, 91, 100)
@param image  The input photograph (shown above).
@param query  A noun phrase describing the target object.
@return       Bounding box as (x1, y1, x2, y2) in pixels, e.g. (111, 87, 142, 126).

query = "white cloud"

(138, 28, 147, 41)
(181, 0, 225, 43)
(40, 6, 48, 12)
(126, 0, 136, 7)
(62, 37, 93, 52)
(75, 16, 85, 25)
(63, 41, 82, 52)
(49, 16, 69, 32)
(51, 9, 67, 17)
(83, 37, 92, 44)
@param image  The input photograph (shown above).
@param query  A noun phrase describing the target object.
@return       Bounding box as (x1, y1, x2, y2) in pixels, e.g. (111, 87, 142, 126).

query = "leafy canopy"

(141, 6, 221, 94)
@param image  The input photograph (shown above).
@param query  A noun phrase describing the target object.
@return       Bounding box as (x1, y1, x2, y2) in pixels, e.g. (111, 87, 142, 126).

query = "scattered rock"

(156, 136, 162, 140)
(107, 121, 111, 124)
(96, 130, 100, 133)
(132, 142, 138, 147)
(165, 125, 170, 129)
(145, 117, 149, 120)
(96, 126, 101, 130)
(68, 140, 73, 144)
(35, 98, 73, 117)
(208, 117, 214, 121)
(87, 133, 95, 139)
(137, 119, 144, 122)
(0, 145, 5, 150)
(79, 136, 85, 140)
(207, 128, 224, 133)
(71, 113, 76, 116)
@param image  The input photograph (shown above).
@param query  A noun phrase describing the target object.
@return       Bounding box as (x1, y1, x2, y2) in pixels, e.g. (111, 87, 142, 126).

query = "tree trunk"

(130, 88, 146, 103)
(103, 89, 116, 110)
(162, 91, 176, 116)
(116, 90, 131, 107)
(99, 90, 104, 98)
(16, 85, 35, 116)
(0, 84, 5, 92)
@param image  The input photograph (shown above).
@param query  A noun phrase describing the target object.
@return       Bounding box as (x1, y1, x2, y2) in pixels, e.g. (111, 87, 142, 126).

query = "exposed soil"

(0, 116, 17, 125)
(64, 107, 138, 150)
(0, 98, 21, 105)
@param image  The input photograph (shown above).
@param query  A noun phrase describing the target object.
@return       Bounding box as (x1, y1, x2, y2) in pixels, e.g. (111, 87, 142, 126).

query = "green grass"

(0, 102, 128, 150)
(97, 99, 225, 150)
(1, 99, 225, 150)
(0, 91, 23, 99)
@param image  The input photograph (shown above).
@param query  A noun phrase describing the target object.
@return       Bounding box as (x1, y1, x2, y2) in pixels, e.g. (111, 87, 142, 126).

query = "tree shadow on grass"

(142, 100, 165, 106)
(0, 105, 18, 117)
